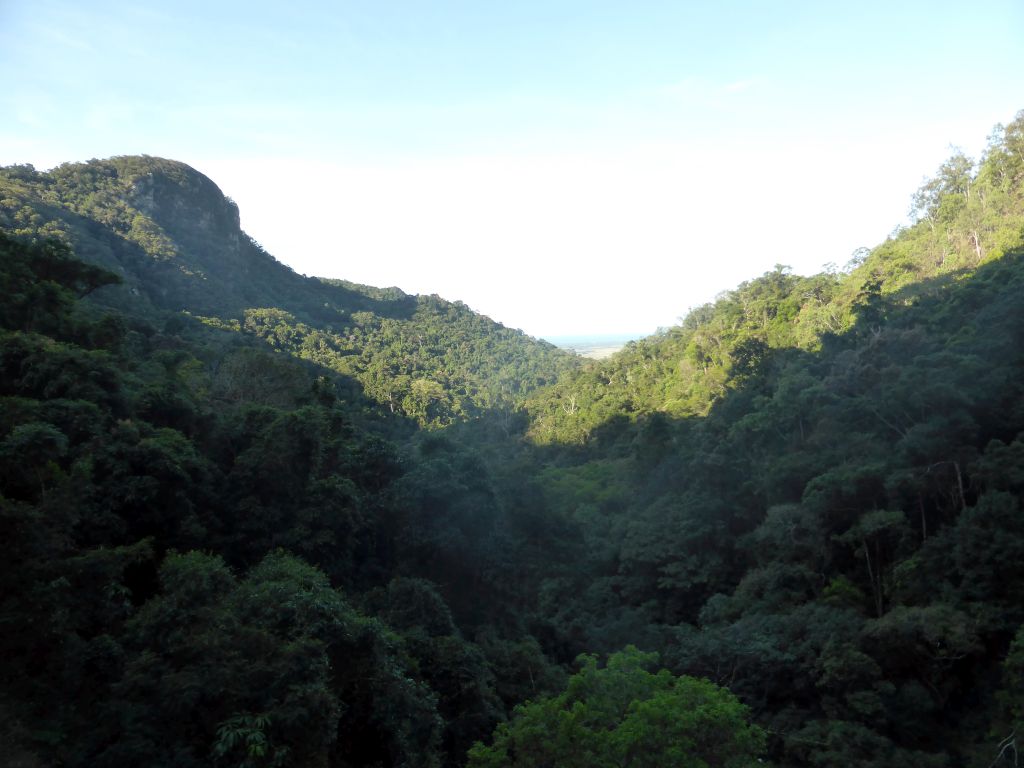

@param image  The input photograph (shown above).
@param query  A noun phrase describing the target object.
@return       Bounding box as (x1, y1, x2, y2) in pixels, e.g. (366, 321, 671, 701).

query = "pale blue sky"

(1, 1, 1022, 337)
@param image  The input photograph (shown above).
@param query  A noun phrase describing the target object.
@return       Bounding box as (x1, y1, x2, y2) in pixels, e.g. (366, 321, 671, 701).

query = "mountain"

(4, 110, 1024, 768)
(496, 110, 1024, 765)
(0, 156, 578, 427)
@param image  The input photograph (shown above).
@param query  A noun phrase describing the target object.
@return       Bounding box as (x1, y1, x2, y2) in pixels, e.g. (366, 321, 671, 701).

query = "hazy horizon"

(2, 1, 1022, 336)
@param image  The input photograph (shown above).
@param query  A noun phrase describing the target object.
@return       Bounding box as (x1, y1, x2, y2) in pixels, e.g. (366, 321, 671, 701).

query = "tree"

(467, 646, 765, 768)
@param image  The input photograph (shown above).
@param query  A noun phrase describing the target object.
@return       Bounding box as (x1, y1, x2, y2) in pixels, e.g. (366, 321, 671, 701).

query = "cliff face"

(1, 156, 356, 319)
(128, 161, 241, 233)
(102, 156, 289, 314)
(127, 159, 244, 268)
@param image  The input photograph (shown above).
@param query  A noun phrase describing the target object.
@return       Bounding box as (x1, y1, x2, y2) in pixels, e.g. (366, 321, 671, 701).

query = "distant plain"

(546, 333, 644, 359)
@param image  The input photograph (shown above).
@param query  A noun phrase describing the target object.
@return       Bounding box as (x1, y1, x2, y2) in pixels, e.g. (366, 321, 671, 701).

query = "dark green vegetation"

(2, 111, 1024, 767)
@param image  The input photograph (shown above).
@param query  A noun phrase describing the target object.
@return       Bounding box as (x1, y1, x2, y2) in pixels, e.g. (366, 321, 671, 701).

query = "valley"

(3, 110, 1024, 767)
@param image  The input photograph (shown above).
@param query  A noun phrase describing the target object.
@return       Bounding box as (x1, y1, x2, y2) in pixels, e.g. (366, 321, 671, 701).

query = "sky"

(1, 1, 1022, 339)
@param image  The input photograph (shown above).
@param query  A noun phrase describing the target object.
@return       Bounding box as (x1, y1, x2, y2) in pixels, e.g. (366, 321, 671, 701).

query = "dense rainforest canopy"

(2, 110, 1024, 767)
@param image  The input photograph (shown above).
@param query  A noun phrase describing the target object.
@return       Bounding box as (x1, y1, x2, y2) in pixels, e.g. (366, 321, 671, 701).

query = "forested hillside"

(3, 112, 1024, 767)
(505, 111, 1024, 765)
(0, 156, 577, 428)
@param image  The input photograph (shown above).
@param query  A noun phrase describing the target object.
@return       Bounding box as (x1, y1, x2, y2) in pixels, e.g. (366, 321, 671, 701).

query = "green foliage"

(0, 230, 120, 339)
(467, 646, 765, 768)
(0, 159, 578, 428)
(5, 111, 1024, 768)
(213, 713, 281, 768)
(506, 110, 1024, 765)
